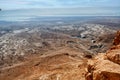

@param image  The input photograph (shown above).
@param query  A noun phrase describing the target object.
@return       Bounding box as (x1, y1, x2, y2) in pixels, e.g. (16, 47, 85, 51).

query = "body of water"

(0, 9, 43, 21)
(0, 9, 120, 22)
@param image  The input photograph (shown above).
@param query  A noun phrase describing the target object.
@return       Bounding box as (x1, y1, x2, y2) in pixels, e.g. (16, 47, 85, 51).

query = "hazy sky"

(0, 0, 120, 16)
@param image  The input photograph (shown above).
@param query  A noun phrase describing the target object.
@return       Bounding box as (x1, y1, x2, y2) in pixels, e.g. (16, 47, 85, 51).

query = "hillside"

(0, 19, 120, 80)
(0, 30, 120, 80)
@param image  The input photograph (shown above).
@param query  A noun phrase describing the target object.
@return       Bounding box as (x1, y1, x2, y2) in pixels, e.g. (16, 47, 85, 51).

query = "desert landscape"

(0, 16, 120, 80)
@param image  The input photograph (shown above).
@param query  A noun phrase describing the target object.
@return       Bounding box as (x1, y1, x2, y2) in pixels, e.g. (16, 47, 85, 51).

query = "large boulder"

(106, 45, 120, 65)
(93, 59, 120, 80)
(85, 55, 120, 80)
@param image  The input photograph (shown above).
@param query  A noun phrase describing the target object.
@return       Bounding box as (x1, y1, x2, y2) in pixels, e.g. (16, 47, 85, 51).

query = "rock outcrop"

(113, 31, 120, 45)
(86, 30, 120, 80)
(106, 45, 120, 65)
(106, 30, 120, 65)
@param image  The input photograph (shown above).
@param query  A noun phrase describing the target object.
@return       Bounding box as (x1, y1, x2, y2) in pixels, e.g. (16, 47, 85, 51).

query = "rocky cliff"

(86, 30, 120, 80)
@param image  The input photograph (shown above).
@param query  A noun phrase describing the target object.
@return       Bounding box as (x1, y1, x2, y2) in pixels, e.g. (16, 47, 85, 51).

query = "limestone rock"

(106, 45, 120, 65)
(86, 57, 120, 80)
(113, 31, 120, 45)
(93, 59, 120, 80)
(86, 46, 120, 80)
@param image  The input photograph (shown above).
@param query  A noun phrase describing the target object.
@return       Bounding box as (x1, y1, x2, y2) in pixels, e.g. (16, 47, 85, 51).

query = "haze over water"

(0, 0, 120, 21)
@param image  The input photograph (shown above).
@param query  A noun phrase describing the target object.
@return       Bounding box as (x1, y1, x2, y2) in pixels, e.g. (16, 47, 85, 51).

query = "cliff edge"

(86, 30, 120, 80)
